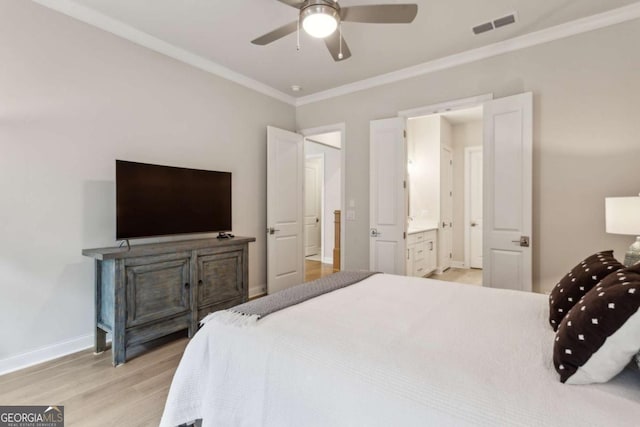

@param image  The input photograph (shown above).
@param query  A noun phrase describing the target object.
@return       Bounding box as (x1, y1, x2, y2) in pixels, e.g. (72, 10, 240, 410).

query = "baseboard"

(249, 284, 267, 298)
(451, 261, 467, 269)
(0, 334, 94, 376)
(322, 256, 333, 265)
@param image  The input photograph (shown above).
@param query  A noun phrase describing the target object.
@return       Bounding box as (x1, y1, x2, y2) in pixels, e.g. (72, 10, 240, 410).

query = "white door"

(465, 147, 483, 269)
(267, 126, 304, 293)
(483, 93, 533, 292)
(304, 156, 322, 257)
(439, 146, 453, 272)
(369, 117, 407, 274)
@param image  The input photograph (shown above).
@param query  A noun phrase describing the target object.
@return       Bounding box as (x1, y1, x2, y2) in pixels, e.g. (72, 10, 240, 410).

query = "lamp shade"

(605, 196, 640, 235)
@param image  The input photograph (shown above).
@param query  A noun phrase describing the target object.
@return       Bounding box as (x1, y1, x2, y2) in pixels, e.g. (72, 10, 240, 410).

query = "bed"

(160, 273, 640, 426)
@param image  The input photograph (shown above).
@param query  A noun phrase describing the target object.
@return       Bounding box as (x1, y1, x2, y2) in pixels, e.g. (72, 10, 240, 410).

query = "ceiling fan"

(251, 0, 418, 61)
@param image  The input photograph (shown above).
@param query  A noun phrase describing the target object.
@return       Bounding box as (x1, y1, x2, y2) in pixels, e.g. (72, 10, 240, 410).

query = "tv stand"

(82, 236, 255, 366)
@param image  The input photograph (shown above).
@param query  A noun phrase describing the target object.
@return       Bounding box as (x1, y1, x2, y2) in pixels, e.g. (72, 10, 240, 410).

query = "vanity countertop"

(407, 224, 438, 234)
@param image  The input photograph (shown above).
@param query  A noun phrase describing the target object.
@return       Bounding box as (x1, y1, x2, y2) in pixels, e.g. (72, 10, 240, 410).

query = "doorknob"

(471, 222, 477, 227)
(267, 227, 280, 235)
(370, 228, 382, 237)
(316, 217, 319, 223)
(512, 236, 530, 247)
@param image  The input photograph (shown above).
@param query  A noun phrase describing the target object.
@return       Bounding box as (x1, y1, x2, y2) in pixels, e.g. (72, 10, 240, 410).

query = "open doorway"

(370, 92, 532, 291)
(303, 131, 342, 282)
(405, 106, 483, 286)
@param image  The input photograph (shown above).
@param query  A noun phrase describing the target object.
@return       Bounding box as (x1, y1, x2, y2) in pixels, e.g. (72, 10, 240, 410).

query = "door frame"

(304, 153, 325, 260)
(398, 94, 493, 120)
(398, 94, 493, 274)
(464, 145, 483, 269)
(439, 144, 453, 273)
(300, 123, 346, 271)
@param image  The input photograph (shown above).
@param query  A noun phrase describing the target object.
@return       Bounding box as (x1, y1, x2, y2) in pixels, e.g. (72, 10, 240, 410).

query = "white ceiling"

(38, 0, 640, 100)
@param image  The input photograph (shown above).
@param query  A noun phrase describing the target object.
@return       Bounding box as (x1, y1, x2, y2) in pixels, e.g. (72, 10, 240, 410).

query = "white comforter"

(161, 274, 640, 426)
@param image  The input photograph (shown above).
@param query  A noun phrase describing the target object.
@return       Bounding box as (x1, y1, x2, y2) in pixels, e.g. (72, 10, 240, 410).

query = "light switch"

(349, 199, 356, 208)
(346, 210, 356, 221)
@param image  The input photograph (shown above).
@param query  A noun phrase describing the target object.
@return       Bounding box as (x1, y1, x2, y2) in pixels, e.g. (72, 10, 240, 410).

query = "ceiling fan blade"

(276, 0, 305, 8)
(341, 4, 418, 23)
(324, 31, 351, 62)
(251, 21, 298, 45)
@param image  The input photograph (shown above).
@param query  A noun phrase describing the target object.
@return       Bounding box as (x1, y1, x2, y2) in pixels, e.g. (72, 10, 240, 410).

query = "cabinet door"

(197, 249, 244, 308)
(427, 237, 438, 274)
(406, 245, 414, 277)
(125, 254, 191, 328)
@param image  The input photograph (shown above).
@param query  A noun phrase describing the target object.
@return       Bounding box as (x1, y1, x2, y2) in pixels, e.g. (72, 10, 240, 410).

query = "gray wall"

(0, 1, 294, 366)
(296, 19, 640, 294)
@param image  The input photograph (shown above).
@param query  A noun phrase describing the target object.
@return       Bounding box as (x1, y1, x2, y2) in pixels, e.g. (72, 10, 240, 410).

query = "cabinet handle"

(198, 280, 203, 286)
(184, 283, 190, 289)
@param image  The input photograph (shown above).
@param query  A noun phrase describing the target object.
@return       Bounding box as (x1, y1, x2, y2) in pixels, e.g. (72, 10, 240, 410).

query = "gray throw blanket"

(201, 270, 379, 327)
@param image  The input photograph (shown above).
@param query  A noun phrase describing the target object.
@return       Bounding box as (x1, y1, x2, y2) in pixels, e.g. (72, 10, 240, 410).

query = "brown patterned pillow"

(548, 251, 624, 331)
(553, 263, 640, 384)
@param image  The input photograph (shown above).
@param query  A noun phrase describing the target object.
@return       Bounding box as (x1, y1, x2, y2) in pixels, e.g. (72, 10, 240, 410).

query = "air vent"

(494, 14, 516, 29)
(472, 12, 517, 35)
(472, 22, 494, 35)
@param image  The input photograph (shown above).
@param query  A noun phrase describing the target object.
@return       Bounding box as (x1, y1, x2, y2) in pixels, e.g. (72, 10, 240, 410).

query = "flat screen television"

(116, 160, 231, 240)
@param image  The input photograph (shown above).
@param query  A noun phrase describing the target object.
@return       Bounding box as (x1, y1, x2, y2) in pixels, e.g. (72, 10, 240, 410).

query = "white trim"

(32, 0, 640, 107)
(296, 2, 640, 106)
(32, 0, 296, 106)
(322, 256, 334, 265)
(450, 261, 467, 269)
(399, 94, 493, 119)
(305, 137, 341, 150)
(0, 334, 93, 376)
(300, 123, 346, 271)
(249, 284, 267, 298)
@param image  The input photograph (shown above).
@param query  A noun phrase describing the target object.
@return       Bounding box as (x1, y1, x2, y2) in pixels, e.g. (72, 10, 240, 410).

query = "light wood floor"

(0, 263, 334, 426)
(433, 267, 483, 286)
(304, 259, 334, 282)
(0, 337, 189, 426)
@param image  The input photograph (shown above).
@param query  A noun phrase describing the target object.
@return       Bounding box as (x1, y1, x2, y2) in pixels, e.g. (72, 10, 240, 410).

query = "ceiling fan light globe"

(302, 6, 339, 38)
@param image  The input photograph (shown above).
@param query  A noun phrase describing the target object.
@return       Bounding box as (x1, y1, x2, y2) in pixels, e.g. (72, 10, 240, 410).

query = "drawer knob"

(184, 282, 190, 289)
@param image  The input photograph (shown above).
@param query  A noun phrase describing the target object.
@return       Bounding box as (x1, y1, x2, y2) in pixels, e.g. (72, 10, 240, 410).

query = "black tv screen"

(116, 160, 231, 240)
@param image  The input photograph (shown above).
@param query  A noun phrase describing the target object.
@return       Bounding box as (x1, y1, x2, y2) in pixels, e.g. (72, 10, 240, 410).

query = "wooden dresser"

(82, 236, 255, 365)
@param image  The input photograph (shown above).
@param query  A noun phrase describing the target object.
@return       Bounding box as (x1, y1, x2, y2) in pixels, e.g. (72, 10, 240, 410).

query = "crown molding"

(32, 0, 297, 106)
(295, 2, 640, 106)
(31, 0, 640, 108)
